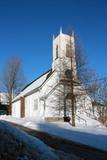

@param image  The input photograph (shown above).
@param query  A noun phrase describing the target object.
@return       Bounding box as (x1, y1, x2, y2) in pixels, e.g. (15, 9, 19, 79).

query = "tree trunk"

(8, 102, 12, 115)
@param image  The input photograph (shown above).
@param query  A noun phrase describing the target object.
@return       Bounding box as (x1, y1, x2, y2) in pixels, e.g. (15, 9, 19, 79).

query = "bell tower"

(52, 28, 77, 80)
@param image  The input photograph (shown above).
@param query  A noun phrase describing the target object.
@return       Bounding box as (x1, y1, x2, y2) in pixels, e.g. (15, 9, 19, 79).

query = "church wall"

(25, 91, 41, 117)
(40, 72, 60, 117)
(76, 95, 92, 112)
(12, 100, 21, 117)
(41, 76, 93, 119)
(44, 90, 65, 118)
(41, 73, 70, 118)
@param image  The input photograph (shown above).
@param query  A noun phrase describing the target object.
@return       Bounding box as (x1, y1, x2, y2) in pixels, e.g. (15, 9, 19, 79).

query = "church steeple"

(52, 30, 77, 80)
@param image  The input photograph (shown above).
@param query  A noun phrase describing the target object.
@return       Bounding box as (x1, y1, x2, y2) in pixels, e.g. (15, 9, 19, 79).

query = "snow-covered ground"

(0, 120, 59, 160)
(0, 114, 107, 152)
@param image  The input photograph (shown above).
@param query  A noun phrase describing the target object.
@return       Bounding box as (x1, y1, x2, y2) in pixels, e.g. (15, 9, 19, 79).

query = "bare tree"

(75, 36, 96, 86)
(69, 33, 98, 126)
(1, 56, 26, 114)
(95, 78, 107, 105)
(77, 48, 107, 123)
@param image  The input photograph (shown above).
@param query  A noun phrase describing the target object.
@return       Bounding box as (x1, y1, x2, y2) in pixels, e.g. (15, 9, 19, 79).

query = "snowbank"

(0, 115, 107, 152)
(0, 120, 59, 160)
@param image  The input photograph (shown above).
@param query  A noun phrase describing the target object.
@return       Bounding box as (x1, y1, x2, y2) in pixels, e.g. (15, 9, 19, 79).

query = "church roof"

(13, 69, 52, 102)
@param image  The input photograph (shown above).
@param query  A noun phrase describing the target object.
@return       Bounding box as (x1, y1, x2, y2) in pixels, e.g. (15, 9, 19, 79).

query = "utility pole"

(70, 34, 76, 126)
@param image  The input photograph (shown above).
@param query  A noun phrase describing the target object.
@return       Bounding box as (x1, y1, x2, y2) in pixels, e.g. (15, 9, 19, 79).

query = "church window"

(56, 45, 58, 59)
(13, 106, 16, 115)
(34, 99, 38, 110)
(66, 44, 72, 57)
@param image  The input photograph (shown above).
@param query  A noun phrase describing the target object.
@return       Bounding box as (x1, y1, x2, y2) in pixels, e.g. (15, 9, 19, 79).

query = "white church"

(12, 29, 92, 121)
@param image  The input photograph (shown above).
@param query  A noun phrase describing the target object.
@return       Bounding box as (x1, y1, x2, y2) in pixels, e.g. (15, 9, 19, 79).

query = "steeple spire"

(72, 30, 74, 37)
(60, 26, 62, 34)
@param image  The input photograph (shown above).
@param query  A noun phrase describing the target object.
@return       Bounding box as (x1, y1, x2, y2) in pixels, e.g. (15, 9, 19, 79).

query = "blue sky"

(0, 0, 107, 82)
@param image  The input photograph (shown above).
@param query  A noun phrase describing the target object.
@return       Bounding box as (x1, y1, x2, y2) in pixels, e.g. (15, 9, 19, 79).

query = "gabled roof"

(13, 69, 52, 102)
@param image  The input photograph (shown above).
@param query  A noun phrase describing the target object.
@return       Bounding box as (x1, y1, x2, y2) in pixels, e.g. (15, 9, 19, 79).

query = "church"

(12, 29, 92, 121)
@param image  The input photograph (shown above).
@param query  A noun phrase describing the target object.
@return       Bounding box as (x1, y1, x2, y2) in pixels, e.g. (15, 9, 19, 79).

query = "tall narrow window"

(34, 99, 38, 110)
(13, 106, 16, 115)
(56, 45, 58, 59)
(66, 44, 72, 57)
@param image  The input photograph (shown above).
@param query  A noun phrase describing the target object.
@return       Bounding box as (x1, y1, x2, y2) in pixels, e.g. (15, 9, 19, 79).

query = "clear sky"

(0, 0, 107, 82)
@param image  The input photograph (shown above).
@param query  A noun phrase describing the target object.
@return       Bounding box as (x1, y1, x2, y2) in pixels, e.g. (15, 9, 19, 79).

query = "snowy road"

(0, 121, 59, 160)
(11, 122, 107, 160)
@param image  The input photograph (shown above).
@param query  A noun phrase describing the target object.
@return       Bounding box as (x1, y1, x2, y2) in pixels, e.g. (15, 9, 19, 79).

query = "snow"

(0, 120, 59, 160)
(0, 115, 107, 152)
(0, 92, 8, 104)
(13, 70, 51, 101)
(76, 111, 101, 127)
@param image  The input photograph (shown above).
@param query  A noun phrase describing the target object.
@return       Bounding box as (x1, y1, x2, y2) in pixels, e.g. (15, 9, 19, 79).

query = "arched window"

(66, 44, 72, 57)
(56, 45, 58, 59)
